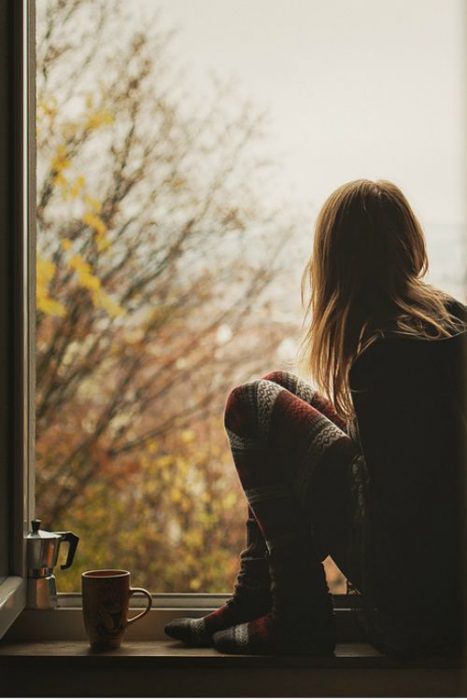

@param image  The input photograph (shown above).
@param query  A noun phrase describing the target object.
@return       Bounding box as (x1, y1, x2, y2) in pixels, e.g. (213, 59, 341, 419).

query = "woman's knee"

(262, 370, 304, 397)
(224, 381, 260, 435)
(261, 369, 284, 385)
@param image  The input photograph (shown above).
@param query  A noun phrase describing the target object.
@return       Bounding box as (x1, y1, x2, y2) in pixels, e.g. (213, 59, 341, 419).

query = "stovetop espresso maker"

(26, 519, 79, 609)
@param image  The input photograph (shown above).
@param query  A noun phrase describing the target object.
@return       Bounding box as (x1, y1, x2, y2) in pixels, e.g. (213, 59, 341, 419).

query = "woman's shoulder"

(444, 295, 466, 323)
(349, 294, 467, 388)
(348, 337, 390, 390)
(382, 293, 467, 338)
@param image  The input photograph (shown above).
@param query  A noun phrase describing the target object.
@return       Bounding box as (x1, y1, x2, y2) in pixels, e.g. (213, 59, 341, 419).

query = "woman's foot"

(212, 605, 335, 655)
(165, 517, 272, 647)
(212, 543, 336, 655)
(164, 589, 272, 647)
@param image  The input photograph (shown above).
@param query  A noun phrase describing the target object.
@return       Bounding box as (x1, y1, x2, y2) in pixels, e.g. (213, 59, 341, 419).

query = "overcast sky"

(143, 0, 465, 231)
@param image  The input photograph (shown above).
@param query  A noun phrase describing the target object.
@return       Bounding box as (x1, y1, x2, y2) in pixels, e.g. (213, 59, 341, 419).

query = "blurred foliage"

(36, 0, 345, 595)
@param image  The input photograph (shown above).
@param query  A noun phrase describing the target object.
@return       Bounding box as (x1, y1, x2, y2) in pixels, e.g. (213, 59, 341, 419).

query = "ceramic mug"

(82, 569, 152, 649)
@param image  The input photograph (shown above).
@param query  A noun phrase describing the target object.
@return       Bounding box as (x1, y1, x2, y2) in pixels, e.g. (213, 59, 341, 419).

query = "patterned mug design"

(82, 569, 152, 650)
(95, 598, 126, 639)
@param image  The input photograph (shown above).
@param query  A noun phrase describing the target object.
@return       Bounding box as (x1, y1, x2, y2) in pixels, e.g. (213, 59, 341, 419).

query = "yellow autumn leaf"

(82, 212, 107, 237)
(169, 487, 182, 504)
(85, 109, 114, 130)
(92, 289, 125, 318)
(61, 121, 79, 140)
(37, 295, 66, 317)
(156, 455, 173, 469)
(222, 492, 237, 509)
(82, 207, 111, 251)
(184, 553, 195, 568)
(61, 239, 73, 251)
(38, 96, 57, 119)
(95, 233, 111, 253)
(69, 254, 91, 274)
(83, 196, 102, 213)
(180, 496, 192, 513)
(198, 511, 215, 526)
(78, 270, 101, 292)
(147, 440, 158, 454)
(68, 176, 86, 199)
(37, 257, 56, 284)
(67, 254, 122, 315)
(51, 145, 71, 173)
(145, 480, 158, 497)
(185, 531, 203, 548)
(36, 258, 66, 316)
(53, 172, 67, 188)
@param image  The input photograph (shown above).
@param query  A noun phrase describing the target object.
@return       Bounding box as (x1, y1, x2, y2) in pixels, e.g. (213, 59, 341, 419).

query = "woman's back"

(349, 298, 466, 653)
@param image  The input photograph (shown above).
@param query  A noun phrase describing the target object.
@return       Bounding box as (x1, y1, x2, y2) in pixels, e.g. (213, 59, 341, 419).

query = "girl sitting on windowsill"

(165, 179, 466, 657)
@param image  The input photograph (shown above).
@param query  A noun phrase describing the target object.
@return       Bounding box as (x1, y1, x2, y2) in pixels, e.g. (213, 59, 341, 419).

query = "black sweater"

(349, 299, 466, 650)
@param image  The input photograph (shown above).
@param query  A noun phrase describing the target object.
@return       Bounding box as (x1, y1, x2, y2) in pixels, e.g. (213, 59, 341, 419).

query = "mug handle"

(127, 587, 152, 625)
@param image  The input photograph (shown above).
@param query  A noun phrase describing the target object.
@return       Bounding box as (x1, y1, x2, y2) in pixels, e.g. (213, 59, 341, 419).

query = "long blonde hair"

(300, 179, 463, 420)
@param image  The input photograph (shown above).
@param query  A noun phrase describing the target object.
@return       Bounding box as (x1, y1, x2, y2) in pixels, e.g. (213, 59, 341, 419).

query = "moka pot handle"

(55, 531, 79, 570)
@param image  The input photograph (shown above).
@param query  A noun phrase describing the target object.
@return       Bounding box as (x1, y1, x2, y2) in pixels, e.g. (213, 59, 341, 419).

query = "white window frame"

(0, 0, 35, 639)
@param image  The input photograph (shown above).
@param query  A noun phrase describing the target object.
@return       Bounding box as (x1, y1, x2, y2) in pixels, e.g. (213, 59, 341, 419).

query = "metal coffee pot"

(26, 518, 79, 609)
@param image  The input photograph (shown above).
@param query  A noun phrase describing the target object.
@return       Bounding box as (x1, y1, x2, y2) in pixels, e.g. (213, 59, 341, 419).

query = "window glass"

(35, 0, 465, 594)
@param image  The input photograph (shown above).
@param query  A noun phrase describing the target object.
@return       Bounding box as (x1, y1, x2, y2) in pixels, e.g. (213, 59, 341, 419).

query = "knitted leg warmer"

(214, 379, 355, 655)
(261, 370, 348, 432)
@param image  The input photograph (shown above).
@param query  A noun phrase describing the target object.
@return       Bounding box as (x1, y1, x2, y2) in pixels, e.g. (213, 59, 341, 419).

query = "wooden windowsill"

(0, 639, 462, 668)
(1, 640, 465, 697)
(1, 640, 378, 666)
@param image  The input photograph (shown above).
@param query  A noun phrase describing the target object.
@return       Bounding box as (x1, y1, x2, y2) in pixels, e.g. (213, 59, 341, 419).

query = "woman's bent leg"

(261, 371, 364, 588)
(214, 379, 359, 654)
(166, 372, 362, 650)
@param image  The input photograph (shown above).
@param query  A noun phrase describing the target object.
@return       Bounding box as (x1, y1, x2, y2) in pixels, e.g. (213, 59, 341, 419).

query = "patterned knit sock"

(165, 511, 271, 646)
(213, 541, 335, 655)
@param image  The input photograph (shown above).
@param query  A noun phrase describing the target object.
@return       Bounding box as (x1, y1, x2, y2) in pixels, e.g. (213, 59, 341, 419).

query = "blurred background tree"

(35, 0, 345, 593)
